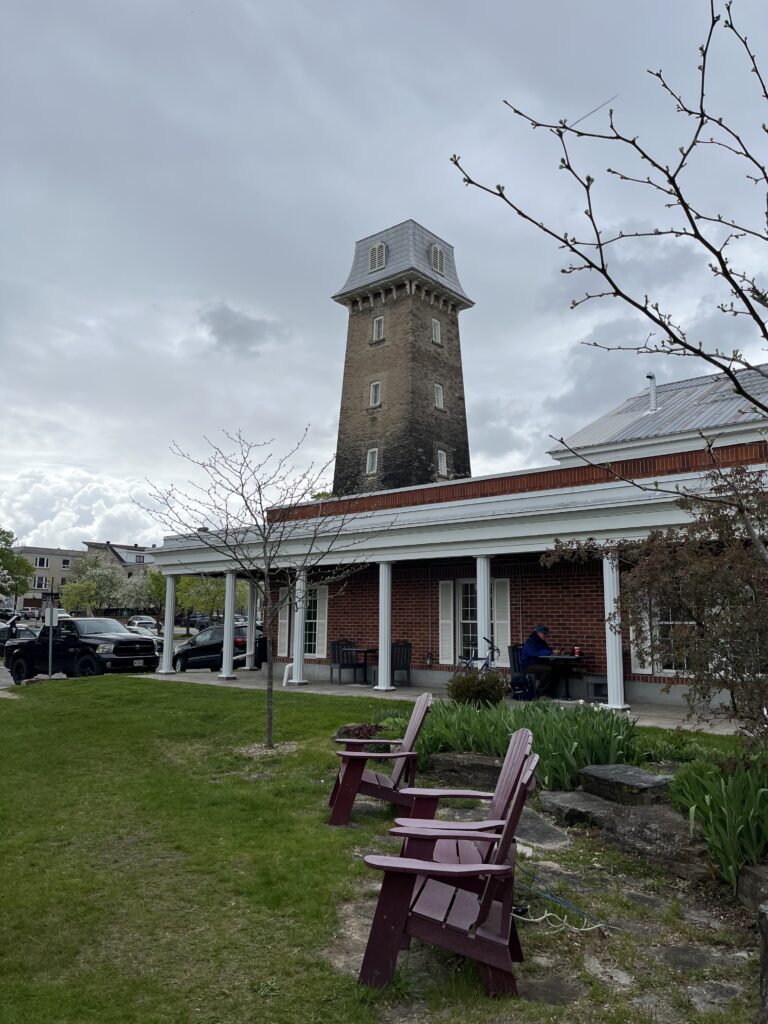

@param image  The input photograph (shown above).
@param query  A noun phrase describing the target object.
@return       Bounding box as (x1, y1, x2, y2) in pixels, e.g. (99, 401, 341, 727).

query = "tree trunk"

(758, 902, 768, 1024)
(264, 590, 274, 748)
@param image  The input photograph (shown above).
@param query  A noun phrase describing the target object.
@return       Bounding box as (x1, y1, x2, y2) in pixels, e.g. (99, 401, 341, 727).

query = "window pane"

(304, 587, 318, 655)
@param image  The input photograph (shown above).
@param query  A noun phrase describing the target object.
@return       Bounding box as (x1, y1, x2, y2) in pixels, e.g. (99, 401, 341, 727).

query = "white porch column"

(290, 570, 308, 685)
(158, 574, 176, 674)
(373, 561, 395, 691)
(602, 556, 628, 709)
(219, 570, 237, 680)
(475, 555, 491, 659)
(246, 581, 259, 670)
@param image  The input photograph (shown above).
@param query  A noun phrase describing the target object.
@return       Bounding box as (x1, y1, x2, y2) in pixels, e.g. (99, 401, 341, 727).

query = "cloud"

(198, 302, 290, 356)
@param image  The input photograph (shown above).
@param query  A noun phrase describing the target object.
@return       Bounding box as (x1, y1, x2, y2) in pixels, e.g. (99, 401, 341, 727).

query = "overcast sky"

(3, 0, 766, 548)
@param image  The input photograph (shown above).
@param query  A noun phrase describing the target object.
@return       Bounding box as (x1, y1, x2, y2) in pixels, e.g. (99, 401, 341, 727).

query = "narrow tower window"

(430, 244, 445, 275)
(366, 448, 379, 475)
(372, 316, 384, 342)
(369, 381, 381, 407)
(369, 242, 386, 272)
(434, 383, 444, 409)
(431, 318, 441, 345)
(437, 449, 448, 476)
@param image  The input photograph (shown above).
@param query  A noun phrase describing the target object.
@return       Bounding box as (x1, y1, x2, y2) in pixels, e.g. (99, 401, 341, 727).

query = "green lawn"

(0, 680, 759, 1024)
(0, 679, 400, 1024)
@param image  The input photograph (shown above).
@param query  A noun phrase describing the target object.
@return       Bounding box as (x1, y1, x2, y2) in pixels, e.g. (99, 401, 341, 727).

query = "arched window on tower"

(369, 242, 386, 272)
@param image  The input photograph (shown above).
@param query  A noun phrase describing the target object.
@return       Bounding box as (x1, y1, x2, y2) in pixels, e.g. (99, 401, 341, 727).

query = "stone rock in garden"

(688, 980, 745, 1014)
(579, 763, 673, 805)
(516, 975, 587, 1005)
(759, 901, 768, 1024)
(582, 954, 633, 991)
(427, 750, 503, 790)
(737, 863, 768, 913)
(516, 807, 571, 851)
(539, 790, 710, 881)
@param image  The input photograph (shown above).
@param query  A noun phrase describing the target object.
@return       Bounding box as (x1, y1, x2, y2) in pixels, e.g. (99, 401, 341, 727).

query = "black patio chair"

(508, 644, 535, 701)
(330, 639, 365, 684)
(391, 640, 412, 687)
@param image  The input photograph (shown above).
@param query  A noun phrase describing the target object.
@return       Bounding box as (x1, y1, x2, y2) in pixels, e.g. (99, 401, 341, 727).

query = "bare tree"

(454, 1, 767, 390)
(139, 428, 370, 747)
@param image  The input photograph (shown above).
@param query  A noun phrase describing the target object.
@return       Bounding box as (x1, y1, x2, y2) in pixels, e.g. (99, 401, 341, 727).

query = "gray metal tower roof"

(332, 219, 473, 307)
(551, 365, 768, 456)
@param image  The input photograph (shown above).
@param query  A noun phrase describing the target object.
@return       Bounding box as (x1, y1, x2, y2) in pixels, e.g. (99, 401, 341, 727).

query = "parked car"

(127, 615, 157, 631)
(173, 625, 248, 672)
(187, 613, 210, 629)
(0, 623, 38, 645)
(4, 617, 159, 683)
(126, 624, 164, 655)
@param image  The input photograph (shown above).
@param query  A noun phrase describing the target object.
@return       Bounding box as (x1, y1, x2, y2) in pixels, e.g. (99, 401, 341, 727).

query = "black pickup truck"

(4, 617, 159, 684)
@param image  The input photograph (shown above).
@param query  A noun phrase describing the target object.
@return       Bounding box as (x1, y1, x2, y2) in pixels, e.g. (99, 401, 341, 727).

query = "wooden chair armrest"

(363, 855, 512, 877)
(399, 787, 494, 800)
(334, 737, 403, 746)
(394, 817, 506, 831)
(389, 826, 500, 843)
(335, 750, 417, 760)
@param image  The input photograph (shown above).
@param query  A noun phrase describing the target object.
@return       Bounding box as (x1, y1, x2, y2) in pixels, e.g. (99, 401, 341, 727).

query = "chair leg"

(478, 963, 518, 997)
(328, 758, 366, 826)
(328, 768, 341, 807)
(359, 872, 415, 988)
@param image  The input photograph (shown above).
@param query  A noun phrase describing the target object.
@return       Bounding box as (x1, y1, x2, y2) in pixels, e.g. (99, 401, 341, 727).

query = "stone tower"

(332, 220, 473, 495)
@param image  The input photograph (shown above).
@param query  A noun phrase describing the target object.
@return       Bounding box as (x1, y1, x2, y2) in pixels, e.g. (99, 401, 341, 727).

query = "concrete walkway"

(142, 666, 739, 734)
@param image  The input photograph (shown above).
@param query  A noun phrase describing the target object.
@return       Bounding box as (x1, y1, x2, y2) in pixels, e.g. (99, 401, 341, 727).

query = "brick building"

(153, 365, 768, 707)
(332, 221, 472, 495)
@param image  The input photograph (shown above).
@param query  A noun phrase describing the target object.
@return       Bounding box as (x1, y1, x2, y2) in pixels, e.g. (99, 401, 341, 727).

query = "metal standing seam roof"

(553, 365, 768, 453)
(332, 219, 473, 307)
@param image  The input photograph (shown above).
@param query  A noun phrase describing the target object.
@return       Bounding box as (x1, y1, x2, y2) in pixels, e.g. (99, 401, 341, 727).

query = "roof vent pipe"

(646, 373, 658, 413)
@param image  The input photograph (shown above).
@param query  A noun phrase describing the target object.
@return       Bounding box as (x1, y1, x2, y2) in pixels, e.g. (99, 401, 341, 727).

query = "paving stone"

(623, 888, 669, 911)
(679, 904, 727, 931)
(688, 980, 745, 1013)
(738, 863, 768, 913)
(652, 942, 751, 972)
(583, 954, 633, 990)
(629, 992, 679, 1024)
(580, 763, 674, 805)
(539, 790, 709, 881)
(516, 807, 571, 850)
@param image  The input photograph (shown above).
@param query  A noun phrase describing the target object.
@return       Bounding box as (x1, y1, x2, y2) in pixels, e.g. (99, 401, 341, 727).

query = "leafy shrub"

(377, 715, 411, 739)
(634, 730, 710, 764)
(446, 668, 507, 706)
(415, 700, 637, 790)
(670, 753, 768, 891)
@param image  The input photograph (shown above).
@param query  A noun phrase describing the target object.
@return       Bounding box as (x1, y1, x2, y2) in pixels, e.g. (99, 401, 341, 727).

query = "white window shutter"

(315, 586, 328, 659)
(438, 581, 454, 665)
(277, 587, 289, 657)
(492, 579, 510, 667)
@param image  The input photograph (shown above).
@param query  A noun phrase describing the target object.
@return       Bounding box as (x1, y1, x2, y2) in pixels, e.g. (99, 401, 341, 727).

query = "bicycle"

(456, 636, 501, 673)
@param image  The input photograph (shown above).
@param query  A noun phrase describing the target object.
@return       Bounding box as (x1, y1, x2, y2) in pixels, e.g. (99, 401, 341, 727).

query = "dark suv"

(172, 625, 248, 672)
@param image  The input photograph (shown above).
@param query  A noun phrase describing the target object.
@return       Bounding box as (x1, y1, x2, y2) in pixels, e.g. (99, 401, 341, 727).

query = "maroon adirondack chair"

(359, 754, 538, 996)
(328, 692, 433, 826)
(393, 727, 533, 835)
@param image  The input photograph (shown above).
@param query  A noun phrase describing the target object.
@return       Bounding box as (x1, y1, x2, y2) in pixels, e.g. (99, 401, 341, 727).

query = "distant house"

(152, 365, 768, 707)
(83, 541, 158, 577)
(16, 546, 85, 613)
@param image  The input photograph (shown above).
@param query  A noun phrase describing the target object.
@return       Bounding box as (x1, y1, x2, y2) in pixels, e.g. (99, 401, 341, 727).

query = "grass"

(0, 680, 759, 1024)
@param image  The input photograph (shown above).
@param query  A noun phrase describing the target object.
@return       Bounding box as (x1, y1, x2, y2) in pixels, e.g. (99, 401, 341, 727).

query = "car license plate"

(133, 659, 144, 667)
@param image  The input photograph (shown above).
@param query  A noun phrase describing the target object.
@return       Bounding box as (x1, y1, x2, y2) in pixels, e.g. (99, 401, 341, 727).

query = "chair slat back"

(391, 641, 411, 670)
(390, 692, 433, 787)
(476, 753, 538, 928)
(508, 644, 523, 674)
(488, 728, 533, 820)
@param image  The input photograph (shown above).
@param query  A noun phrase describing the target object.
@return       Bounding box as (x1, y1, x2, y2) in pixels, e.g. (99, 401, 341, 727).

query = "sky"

(2, 0, 767, 549)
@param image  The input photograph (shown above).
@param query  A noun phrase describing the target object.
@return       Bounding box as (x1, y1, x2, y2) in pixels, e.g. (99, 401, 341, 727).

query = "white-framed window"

(365, 448, 379, 475)
(60, 577, 67, 587)
(430, 243, 445, 275)
(369, 381, 381, 408)
(34, 556, 49, 569)
(431, 318, 441, 345)
(437, 449, 448, 476)
(369, 241, 386, 272)
(438, 579, 510, 667)
(62, 558, 70, 570)
(434, 383, 444, 409)
(630, 605, 694, 675)
(372, 316, 384, 342)
(34, 576, 48, 590)
(277, 584, 328, 659)
(135, 554, 144, 563)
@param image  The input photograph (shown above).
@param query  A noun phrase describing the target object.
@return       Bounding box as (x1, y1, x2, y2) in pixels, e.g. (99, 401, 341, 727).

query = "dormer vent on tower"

(332, 219, 473, 496)
(369, 241, 386, 272)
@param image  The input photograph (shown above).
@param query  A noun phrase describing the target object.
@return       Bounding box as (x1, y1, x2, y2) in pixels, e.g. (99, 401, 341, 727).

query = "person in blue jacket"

(520, 624, 554, 695)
